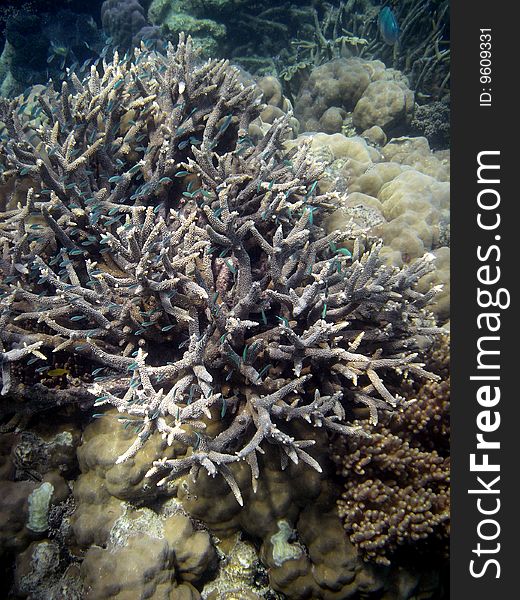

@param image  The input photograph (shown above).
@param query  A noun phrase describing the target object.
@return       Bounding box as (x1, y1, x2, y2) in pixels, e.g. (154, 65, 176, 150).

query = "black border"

(451, 1, 516, 596)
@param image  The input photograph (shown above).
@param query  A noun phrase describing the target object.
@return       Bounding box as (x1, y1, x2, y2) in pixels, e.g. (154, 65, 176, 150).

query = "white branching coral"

(0, 35, 441, 501)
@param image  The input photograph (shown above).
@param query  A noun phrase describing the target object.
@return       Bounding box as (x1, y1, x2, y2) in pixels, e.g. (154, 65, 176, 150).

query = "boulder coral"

(295, 58, 414, 137)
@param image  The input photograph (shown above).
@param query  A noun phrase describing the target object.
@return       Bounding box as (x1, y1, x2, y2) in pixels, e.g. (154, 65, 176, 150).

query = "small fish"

(378, 7, 399, 45)
(218, 115, 233, 135)
(105, 215, 124, 226)
(257, 363, 272, 379)
(321, 303, 328, 319)
(47, 368, 70, 377)
(50, 41, 69, 57)
(79, 58, 92, 73)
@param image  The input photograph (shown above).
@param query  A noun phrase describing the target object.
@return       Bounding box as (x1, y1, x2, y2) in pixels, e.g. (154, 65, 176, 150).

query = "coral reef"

(202, 533, 278, 599)
(0, 422, 78, 598)
(411, 96, 450, 150)
(0, 35, 440, 506)
(13, 540, 84, 600)
(147, 0, 316, 71)
(101, 0, 162, 52)
(274, 0, 448, 106)
(255, 75, 299, 137)
(79, 506, 214, 598)
(70, 415, 220, 596)
(4, 14, 49, 89)
(286, 132, 450, 322)
(71, 413, 445, 599)
(148, 0, 226, 58)
(294, 57, 414, 137)
(143, 1, 449, 102)
(301, 0, 449, 99)
(0, 22, 451, 599)
(332, 335, 450, 566)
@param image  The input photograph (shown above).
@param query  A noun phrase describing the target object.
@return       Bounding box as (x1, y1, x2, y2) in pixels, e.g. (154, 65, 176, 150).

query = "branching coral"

(0, 35, 440, 503)
(332, 335, 450, 565)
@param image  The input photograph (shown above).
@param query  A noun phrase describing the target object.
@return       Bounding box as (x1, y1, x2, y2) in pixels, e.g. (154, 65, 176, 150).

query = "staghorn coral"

(332, 336, 450, 566)
(1, 35, 440, 504)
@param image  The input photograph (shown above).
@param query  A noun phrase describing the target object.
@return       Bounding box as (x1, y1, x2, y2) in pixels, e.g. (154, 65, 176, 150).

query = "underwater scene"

(0, 0, 450, 598)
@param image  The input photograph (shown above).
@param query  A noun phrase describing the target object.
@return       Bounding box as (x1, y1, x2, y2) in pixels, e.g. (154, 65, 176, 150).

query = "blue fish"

(378, 7, 399, 45)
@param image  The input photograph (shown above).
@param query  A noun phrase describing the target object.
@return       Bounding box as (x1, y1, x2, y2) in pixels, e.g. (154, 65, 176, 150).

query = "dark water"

(0, 1, 449, 101)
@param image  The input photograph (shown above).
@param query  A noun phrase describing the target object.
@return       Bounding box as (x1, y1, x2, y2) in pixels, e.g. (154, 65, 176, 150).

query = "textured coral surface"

(333, 336, 450, 566)
(0, 19, 449, 600)
(0, 35, 440, 505)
